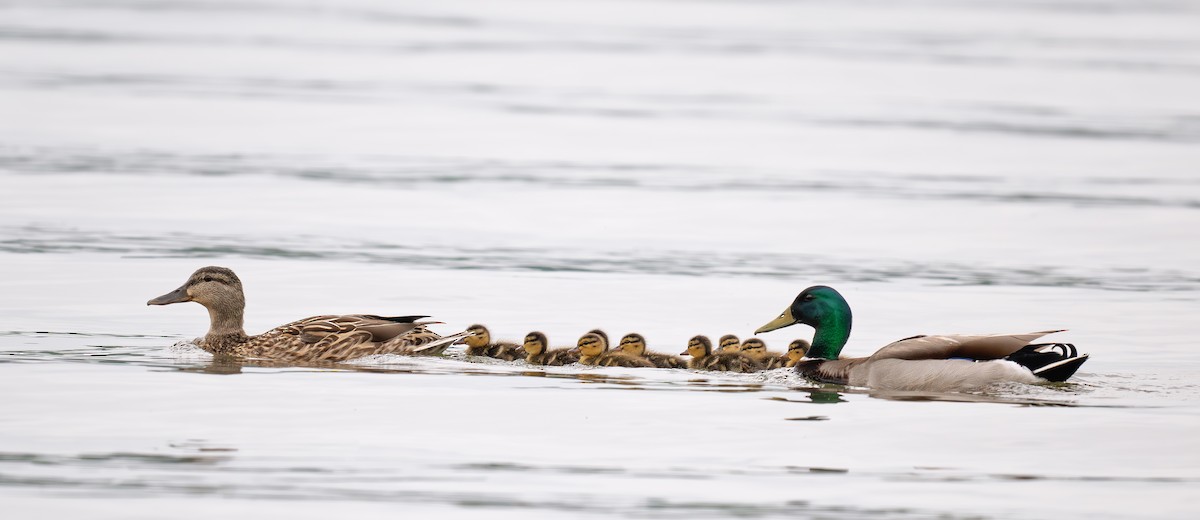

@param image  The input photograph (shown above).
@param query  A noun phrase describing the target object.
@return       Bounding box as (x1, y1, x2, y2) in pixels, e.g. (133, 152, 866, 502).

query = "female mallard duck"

(147, 266, 468, 363)
(574, 333, 654, 368)
(461, 324, 524, 361)
(680, 335, 764, 373)
(755, 285, 1090, 391)
(716, 334, 741, 353)
(522, 331, 580, 366)
(613, 333, 687, 369)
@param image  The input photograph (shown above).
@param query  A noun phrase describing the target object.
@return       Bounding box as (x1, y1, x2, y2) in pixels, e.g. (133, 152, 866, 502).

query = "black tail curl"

(1004, 343, 1089, 382)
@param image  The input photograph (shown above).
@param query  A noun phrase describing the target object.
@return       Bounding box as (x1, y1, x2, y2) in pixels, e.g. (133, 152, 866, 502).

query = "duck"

(680, 335, 764, 373)
(522, 331, 580, 366)
(574, 333, 654, 368)
(738, 337, 778, 362)
(783, 339, 812, 368)
(716, 334, 741, 353)
(146, 266, 469, 363)
(461, 324, 524, 361)
(754, 285, 1090, 391)
(613, 333, 687, 368)
(758, 339, 811, 369)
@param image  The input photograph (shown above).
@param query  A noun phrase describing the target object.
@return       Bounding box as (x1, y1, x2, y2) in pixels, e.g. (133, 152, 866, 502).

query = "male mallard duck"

(461, 324, 524, 361)
(755, 285, 1090, 391)
(613, 333, 687, 368)
(147, 266, 468, 363)
(680, 335, 764, 373)
(522, 331, 580, 366)
(574, 333, 654, 368)
(716, 334, 741, 353)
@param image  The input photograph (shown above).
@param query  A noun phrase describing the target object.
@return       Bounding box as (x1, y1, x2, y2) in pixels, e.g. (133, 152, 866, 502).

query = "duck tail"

(1004, 343, 1089, 382)
(411, 330, 473, 356)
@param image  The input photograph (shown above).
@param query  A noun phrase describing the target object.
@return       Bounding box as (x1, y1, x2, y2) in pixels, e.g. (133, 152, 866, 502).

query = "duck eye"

(802, 294, 815, 302)
(203, 276, 213, 283)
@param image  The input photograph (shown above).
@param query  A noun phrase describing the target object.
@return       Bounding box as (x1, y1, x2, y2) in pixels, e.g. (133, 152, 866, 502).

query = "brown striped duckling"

(522, 331, 580, 366)
(147, 266, 469, 363)
(755, 338, 810, 369)
(613, 333, 687, 369)
(738, 337, 778, 362)
(716, 334, 742, 353)
(461, 324, 524, 361)
(681, 335, 764, 373)
(574, 333, 654, 368)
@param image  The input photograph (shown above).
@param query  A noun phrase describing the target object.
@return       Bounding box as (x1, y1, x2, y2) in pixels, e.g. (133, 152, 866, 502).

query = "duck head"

(717, 334, 741, 352)
(574, 333, 608, 360)
(755, 285, 852, 360)
(680, 335, 712, 357)
(148, 266, 246, 336)
(587, 329, 610, 346)
(786, 339, 811, 362)
(615, 333, 646, 357)
(522, 331, 548, 356)
(740, 337, 767, 358)
(463, 324, 492, 348)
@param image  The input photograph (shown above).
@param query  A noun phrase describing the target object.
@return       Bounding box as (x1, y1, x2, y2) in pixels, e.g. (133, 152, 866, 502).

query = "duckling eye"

(202, 276, 213, 283)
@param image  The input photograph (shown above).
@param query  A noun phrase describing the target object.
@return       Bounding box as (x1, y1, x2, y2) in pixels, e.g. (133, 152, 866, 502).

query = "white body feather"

(851, 359, 1040, 392)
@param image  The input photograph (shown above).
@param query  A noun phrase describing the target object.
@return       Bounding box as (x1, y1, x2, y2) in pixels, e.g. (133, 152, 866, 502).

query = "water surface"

(2, 0, 1198, 518)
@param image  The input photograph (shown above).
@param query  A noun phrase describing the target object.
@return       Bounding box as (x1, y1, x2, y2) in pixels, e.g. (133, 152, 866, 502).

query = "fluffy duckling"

(461, 324, 524, 361)
(613, 333, 687, 369)
(785, 339, 811, 368)
(681, 335, 764, 373)
(575, 333, 654, 368)
(716, 334, 742, 353)
(146, 266, 468, 363)
(742, 337, 811, 367)
(522, 331, 580, 366)
(738, 337, 780, 362)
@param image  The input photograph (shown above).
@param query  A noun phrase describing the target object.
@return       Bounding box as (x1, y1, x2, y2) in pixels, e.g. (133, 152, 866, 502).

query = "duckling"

(759, 338, 811, 369)
(575, 333, 654, 368)
(461, 324, 524, 361)
(680, 335, 763, 373)
(613, 333, 687, 369)
(716, 334, 741, 353)
(784, 339, 811, 368)
(522, 331, 580, 366)
(738, 337, 781, 363)
(146, 266, 469, 363)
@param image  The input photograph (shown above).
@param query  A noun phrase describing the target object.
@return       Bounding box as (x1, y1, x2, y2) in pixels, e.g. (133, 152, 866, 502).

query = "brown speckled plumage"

(149, 266, 464, 363)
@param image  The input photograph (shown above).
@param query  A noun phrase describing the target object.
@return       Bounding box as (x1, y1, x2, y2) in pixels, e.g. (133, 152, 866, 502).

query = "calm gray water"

(2, 0, 1199, 518)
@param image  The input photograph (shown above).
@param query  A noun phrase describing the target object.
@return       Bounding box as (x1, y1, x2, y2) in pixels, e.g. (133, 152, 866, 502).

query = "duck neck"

(203, 296, 247, 344)
(807, 306, 852, 360)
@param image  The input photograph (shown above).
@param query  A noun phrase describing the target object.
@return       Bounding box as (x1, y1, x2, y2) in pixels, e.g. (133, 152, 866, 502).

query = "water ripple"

(1, 225, 1196, 293)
